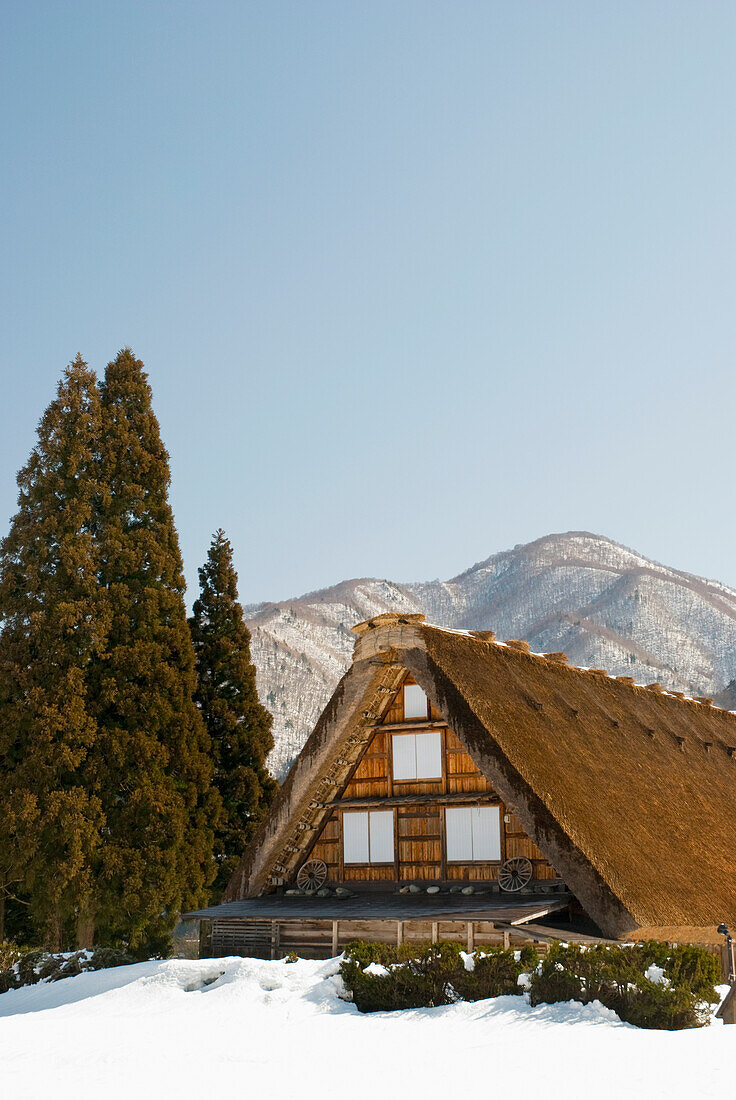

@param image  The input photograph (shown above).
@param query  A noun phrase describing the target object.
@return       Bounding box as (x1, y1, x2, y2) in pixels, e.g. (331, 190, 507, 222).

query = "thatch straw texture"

(419, 624, 736, 936)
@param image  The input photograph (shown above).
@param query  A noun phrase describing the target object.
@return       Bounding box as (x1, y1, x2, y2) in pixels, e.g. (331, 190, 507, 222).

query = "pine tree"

(0, 357, 105, 948)
(88, 348, 219, 951)
(189, 530, 277, 896)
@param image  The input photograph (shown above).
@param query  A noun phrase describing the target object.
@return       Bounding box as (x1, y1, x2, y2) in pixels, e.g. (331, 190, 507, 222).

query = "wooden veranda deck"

(185, 890, 597, 959)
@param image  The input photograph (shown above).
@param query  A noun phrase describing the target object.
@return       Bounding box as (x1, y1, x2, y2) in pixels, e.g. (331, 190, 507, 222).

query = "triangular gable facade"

(298, 672, 556, 890)
(225, 614, 736, 942)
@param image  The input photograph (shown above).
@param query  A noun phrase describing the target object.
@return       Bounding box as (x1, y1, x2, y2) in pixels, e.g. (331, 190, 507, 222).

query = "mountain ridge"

(244, 531, 736, 777)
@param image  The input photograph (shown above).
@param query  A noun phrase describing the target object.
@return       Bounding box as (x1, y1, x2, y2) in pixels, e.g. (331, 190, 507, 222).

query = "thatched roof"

(225, 614, 736, 942)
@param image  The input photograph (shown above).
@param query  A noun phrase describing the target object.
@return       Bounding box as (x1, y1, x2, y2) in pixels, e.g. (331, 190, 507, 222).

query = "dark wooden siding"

(305, 672, 556, 885)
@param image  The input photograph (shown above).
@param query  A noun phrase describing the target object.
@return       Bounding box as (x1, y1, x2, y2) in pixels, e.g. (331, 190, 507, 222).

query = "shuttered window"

(445, 806, 501, 862)
(445, 807, 473, 861)
(470, 806, 500, 860)
(368, 811, 394, 863)
(415, 731, 442, 778)
(403, 683, 429, 719)
(392, 731, 442, 781)
(343, 811, 369, 863)
(392, 734, 417, 781)
(343, 810, 394, 864)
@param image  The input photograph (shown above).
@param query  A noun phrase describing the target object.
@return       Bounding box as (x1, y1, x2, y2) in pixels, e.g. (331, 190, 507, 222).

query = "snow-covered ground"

(0, 955, 733, 1100)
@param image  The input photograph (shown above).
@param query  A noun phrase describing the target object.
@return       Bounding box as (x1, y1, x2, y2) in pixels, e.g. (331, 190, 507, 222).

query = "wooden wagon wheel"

(296, 859, 328, 893)
(498, 857, 533, 892)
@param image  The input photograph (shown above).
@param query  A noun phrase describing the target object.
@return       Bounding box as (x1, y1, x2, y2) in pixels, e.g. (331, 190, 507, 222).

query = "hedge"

(339, 938, 721, 1029)
(340, 940, 538, 1013)
(0, 946, 136, 995)
(529, 941, 721, 1030)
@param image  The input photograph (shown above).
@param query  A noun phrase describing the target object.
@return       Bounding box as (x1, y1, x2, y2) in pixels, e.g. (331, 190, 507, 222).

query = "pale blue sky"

(2, 2, 735, 604)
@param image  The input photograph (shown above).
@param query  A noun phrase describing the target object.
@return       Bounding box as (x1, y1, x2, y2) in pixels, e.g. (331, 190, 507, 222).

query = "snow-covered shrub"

(529, 941, 720, 1029)
(85, 947, 135, 971)
(0, 968, 18, 993)
(0, 945, 137, 996)
(38, 953, 72, 982)
(453, 944, 539, 1002)
(341, 940, 463, 1012)
(0, 943, 32, 991)
(340, 941, 536, 1013)
(340, 940, 398, 970)
(15, 949, 45, 987)
(47, 953, 88, 982)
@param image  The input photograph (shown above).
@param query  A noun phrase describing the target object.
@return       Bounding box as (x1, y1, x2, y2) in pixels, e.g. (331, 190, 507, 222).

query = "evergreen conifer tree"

(189, 530, 277, 896)
(88, 348, 219, 950)
(0, 357, 105, 948)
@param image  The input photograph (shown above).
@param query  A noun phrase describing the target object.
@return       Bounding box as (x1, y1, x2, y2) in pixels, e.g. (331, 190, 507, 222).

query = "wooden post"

(431, 921, 439, 944)
(386, 730, 394, 799)
(397, 920, 404, 947)
(441, 727, 449, 796)
(503, 928, 510, 949)
(270, 921, 280, 960)
(198, 920, 212, 959)
(466, 922, 475, 952)
(331, 920, 339, 957)
(338, 809, 345, 884)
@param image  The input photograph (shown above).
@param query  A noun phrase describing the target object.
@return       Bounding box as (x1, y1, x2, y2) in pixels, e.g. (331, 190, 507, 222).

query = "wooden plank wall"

(209, 917, 554, 961)
(306, 673, 555, 885)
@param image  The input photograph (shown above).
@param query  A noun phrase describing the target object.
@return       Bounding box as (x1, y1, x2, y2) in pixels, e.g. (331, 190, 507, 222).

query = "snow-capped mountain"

(245, 532, 736, 777)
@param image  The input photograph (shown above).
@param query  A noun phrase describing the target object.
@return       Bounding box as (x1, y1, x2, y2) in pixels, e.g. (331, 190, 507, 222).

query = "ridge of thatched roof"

(409, 623, 736, 937)
(225, 614, 736, 941)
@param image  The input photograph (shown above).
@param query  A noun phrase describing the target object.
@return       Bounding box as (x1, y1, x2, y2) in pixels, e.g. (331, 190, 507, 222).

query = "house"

(187, 614, 736, 960)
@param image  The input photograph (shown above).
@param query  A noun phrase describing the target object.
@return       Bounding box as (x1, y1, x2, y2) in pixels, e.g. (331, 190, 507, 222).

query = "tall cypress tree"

(88, 348, 219, 950)
(0, 357, 105, 948)
(190, 530, 277, 896)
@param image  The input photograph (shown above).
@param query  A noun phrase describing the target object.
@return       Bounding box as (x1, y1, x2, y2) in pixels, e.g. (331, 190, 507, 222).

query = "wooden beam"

(431, 921, 438, 944)
(441, 727, 449, 796)
(397, 920, 404, 946)
(330, 792, 501, 810)
(331, 920, 339, 957)
(491, 920, 618, 946)
(386, 728, 394, 799)
(466, 922, 475, 952)
(374, 721, 447, 733)
(508, 900, 568, 926)
(338, 808, 344, 883)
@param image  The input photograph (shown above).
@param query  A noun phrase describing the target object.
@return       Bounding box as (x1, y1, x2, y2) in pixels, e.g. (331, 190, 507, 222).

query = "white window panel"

(393, 731, 443, 781)
(392, 734, 416, 781)
(471, 806, 501, 861)
(343, 812, 369, 863)
(446, 806, 501, 861)
(369, 811, 394, 863)
(403, 683, 428, 719)
(445, 807, 473, 862)
(415, 731, 442, 779)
